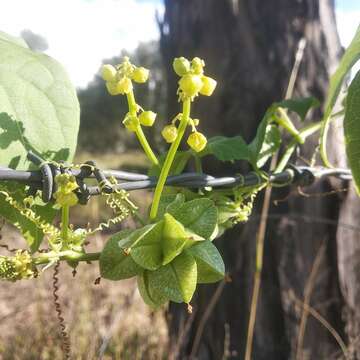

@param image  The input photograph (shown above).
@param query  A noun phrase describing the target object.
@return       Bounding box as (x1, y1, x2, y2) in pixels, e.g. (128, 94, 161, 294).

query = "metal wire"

(0, 153, 352, 204)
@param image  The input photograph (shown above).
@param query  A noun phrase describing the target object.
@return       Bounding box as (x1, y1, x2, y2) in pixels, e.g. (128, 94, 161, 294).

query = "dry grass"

(0, 226, 168, 360)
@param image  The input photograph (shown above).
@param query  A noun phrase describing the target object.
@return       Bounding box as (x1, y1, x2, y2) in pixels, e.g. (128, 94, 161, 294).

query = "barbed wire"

(0, 151, 353, 204)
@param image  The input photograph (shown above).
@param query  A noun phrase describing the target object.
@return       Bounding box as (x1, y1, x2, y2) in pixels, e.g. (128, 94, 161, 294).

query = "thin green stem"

(34, 250, 100, 265)
(150, 98, 191, 220)
(126, 91, 159, 166)
(275, 121, 322, 173)
(61, 205, 69, 249)
(194, 154, 203, 173)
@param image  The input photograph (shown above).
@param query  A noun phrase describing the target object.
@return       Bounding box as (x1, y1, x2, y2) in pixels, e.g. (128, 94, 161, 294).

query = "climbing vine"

(0, 25, 360, 318)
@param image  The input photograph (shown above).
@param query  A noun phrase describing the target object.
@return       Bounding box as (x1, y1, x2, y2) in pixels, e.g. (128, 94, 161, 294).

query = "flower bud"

(139, 111, 156, 127)
(116, 77, 133, 94)
(162, 125, 178, 143)
(132, 67, 149, 83)
(101, 64, 117, 82)
(173, 57, 191, 76)
(106, 81, 120, 96)
(200, 76, 217, 96)
(191, 57, 205, 75)
(187, 132, 207, 152)
(179, 74, 203, 98)
(123, 115, 139, 132)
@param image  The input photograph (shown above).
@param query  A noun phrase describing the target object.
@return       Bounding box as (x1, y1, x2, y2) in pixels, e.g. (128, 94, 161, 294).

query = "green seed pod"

(139, 111, 157, 127)
(187, 131, 207, 152)
(162, 125, 178, 143)
(173, 57, 191, 76)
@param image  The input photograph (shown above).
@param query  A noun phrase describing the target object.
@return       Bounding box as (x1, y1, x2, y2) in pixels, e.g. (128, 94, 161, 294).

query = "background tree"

(159, 1, 359, 359)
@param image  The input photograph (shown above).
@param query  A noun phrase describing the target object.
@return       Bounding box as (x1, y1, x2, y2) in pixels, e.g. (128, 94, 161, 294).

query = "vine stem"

(126, 91, 159, 166)
(61, 205, 69, 249)
(34, 251, 100, 265)
(150, 98, 191, 220)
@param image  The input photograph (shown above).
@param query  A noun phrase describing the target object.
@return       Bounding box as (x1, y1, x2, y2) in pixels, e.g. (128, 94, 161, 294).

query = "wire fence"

(0, 151, 353, 204)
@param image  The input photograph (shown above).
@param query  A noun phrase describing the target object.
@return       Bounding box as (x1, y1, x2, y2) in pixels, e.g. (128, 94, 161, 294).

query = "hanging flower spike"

(0, 250, 35, 281)
(162, 124, 178, 143)
(187, 131, 207, 152)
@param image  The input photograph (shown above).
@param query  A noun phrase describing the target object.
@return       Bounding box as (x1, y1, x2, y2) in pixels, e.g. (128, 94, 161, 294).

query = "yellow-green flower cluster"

(53, 173, 79, 207)
(101, 57, 149, 96)
(173, 57, 217, 101)
(0, 250, 35, 281)
(161, 113, 208, 152)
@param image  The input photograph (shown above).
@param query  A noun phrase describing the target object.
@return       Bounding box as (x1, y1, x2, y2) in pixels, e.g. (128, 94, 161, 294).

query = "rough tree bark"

(158, 1, 358, 359)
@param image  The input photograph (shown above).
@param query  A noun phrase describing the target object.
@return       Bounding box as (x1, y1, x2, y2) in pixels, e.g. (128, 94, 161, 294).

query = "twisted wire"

(52, 261, 71, 359)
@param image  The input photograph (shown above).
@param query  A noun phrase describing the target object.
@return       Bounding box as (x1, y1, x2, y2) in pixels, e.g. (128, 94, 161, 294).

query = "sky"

(0, 0, 359, 89)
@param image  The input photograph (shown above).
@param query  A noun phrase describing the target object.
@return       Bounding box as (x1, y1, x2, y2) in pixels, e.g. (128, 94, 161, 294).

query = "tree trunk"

(159, 1, 357, 359)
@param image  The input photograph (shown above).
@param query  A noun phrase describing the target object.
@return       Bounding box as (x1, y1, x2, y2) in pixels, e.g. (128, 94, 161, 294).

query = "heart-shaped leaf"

(172, 198, 217, 239)
(344, 70, 360, 195)
(123, 222, 163, 270)
(0, 183, 56, 252)
(187, 240, 225, 283)
(203, 136, 251, 162)
(0, 30, 79, 169)
(162, 213, 189, 265)
(100, 229, 142, 280)
(155, 193, 185, 221)
(147, 251, 197, 303)
(137, 271, 167, 308)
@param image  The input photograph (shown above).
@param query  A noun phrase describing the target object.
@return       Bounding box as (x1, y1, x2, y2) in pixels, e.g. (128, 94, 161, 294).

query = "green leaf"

(255, 124, 281, 168)
(0, 183, 56, 252)
(148, 151, 191, 177)
(248, 107, 281, 168)
(277, 97, 320, 121)
(320, 25, 360, 166)
(155, 193, 185, 221)
(203, 136, 251, 162)
(162, 213, 189, 265)
(147, 251, 197, 303)
(99, 229, 142, 280)
(172, 198, 218, 239)
(0, 30, 80, 169)
(123, 223, 163, 270)
(344, 70, 360, 195)
(187, 241, 225, 283)
(137, 271, 167, 308)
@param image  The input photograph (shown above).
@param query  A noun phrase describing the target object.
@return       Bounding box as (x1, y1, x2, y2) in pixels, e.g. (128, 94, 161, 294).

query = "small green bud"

(123, 115, 139, 132)
(162, 125, 178, 143)
(200, 76, 217, 96)
(179, 74, 203, 98)
(101, 64, 117, 82)
(132, 67, 149, 83)
(191, 57, 205, 75)
(139, 111, 156, 127)
(106, 81, 121, 96)
(187, 131, 207, 152)
(173, 57, 191, 76)
(116, 77, 133, 94)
